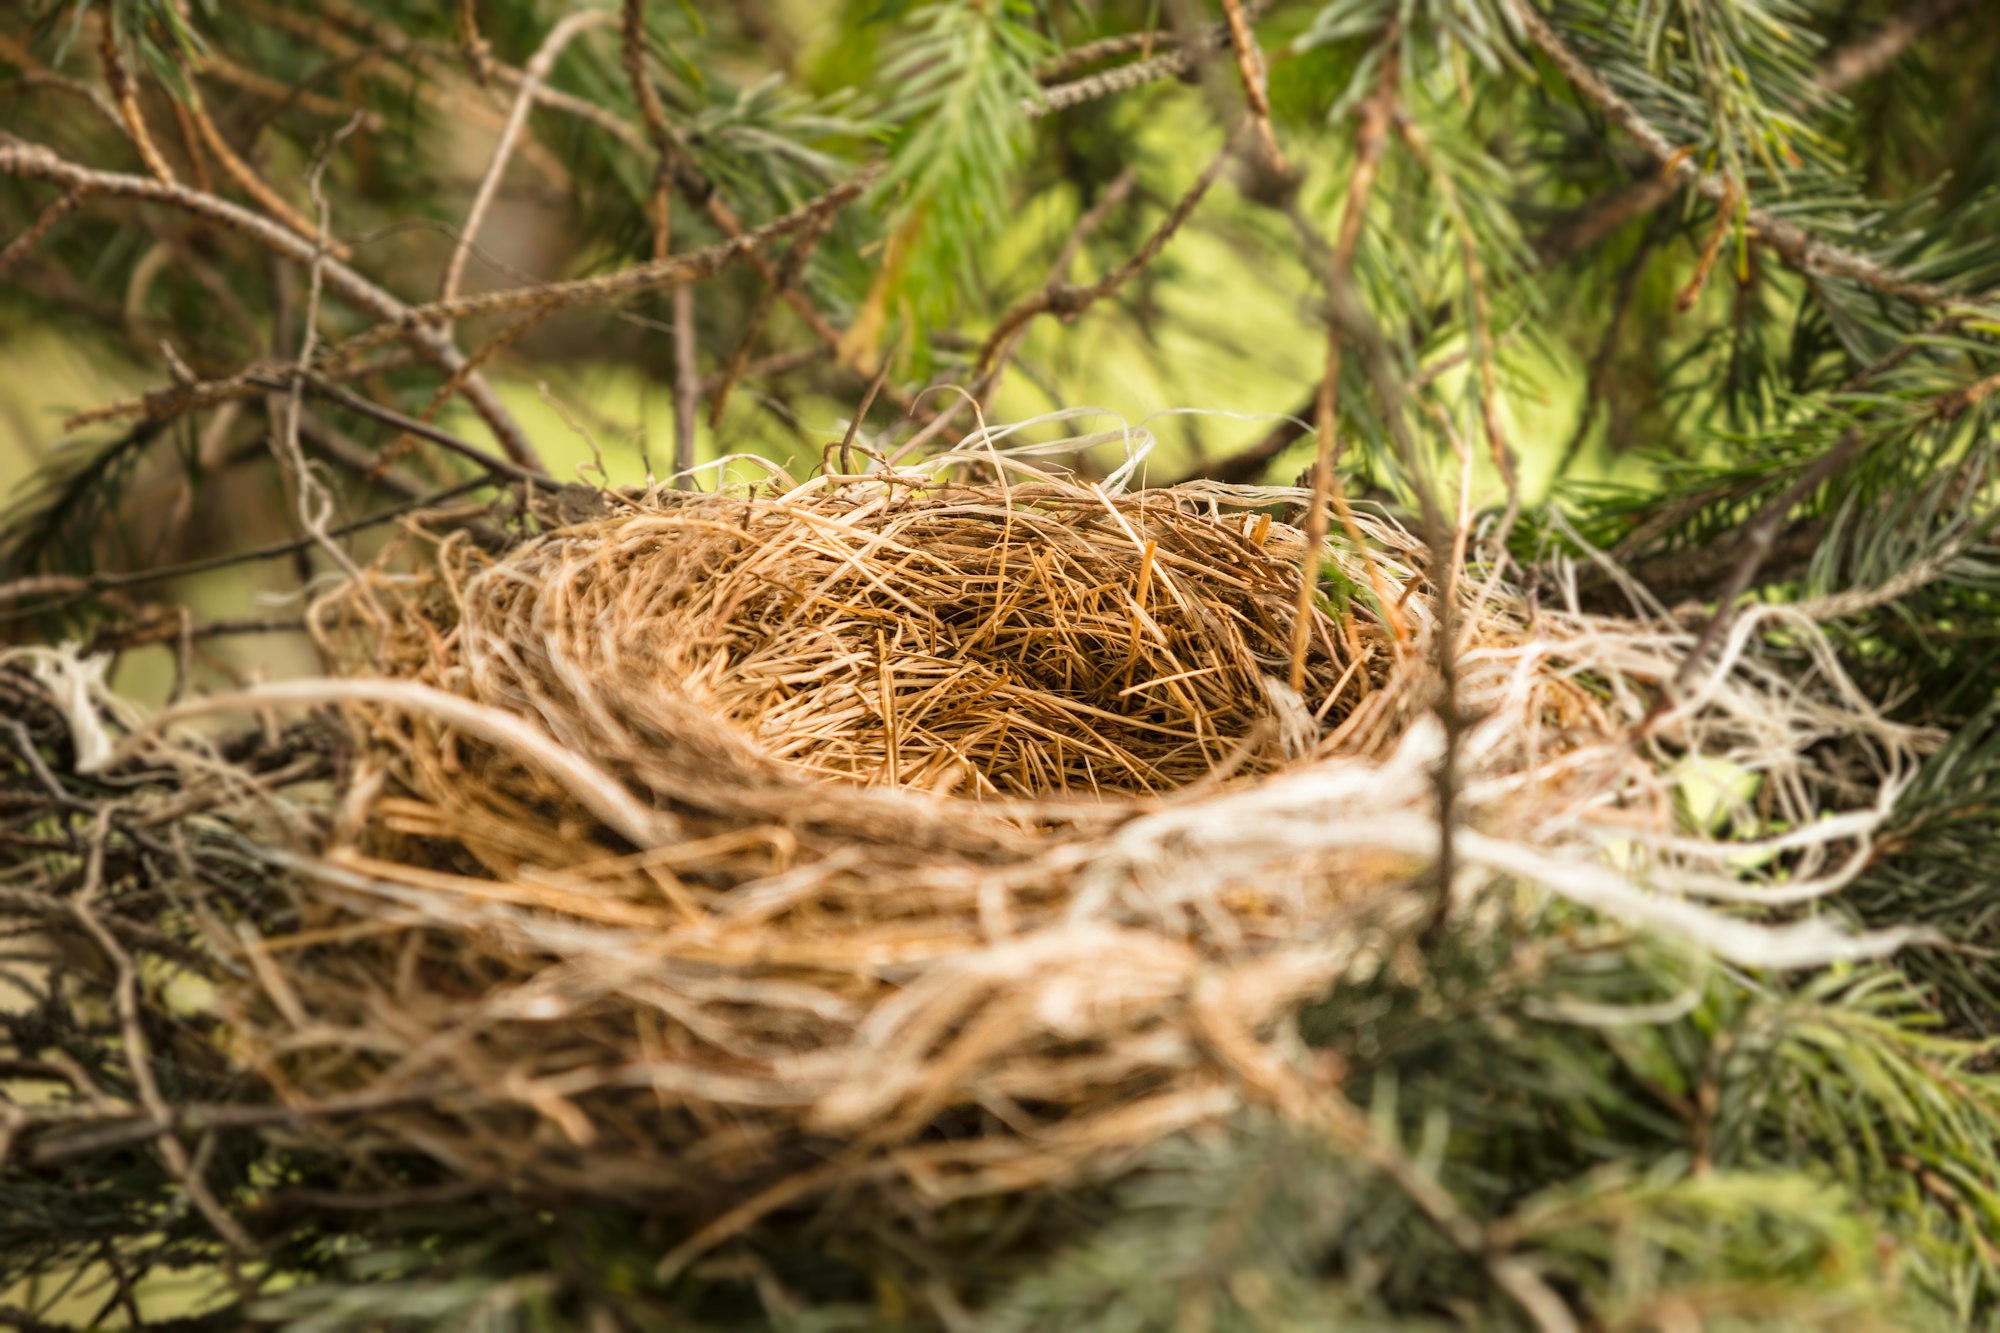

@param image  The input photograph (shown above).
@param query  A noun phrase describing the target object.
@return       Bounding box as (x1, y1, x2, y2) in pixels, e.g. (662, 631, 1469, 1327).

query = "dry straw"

(57, 439, 1928, 1264)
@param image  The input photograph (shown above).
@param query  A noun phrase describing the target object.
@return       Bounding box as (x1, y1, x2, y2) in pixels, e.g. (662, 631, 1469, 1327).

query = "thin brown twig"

(623, 0, 678, 258)
(1663, 425, 1868, 696)
(0, 138, 540, 469)
(1032, 4, 1268, 85)
(1196, 161, 1684, 489)
(707, 222, 831, 429)
(1663, 368, 2000, 695)
(1531, 170, 1682, 264)
(608, 0, 898, 409)
(1218, 0, 1284, 173)
(441, 9, 616, 304)
(258, 372, 554, 487)
(183, 88, 350, 259)
(977, 129, 1243, 373)
(193, 52, 386, 128)
(167, 96, 215, 193)
(1177, 349, 1473, 487)
(367, 305, 562, 484)
(0, 473, 496, 624)
(96, 18, 175, 184)
(326, 166, 879, 365)
(1289, 35, 1400, 692)
(230, 0, 570, 188)
(0, 32, 126, 133)
(271, 114, 381, 623)
(70, 817, 257, 1256)
(1675, 181, 1738, 311)
(976, 164, 1140, 401)
(86, 615, 307, 654)
(1816, 0, 1977, 93)
(0, 186, 82, 277)
(455, 0, 494, 85)
(1274, 82, 1464, 939)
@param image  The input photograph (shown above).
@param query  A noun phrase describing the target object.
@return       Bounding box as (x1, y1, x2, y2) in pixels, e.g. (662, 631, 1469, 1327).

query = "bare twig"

(672, 284, 699, 485)
(192, 52, 386, 128)
(1674, 181, 1738, 311)
(0, 32, 126, 133)
(455, 0, 494, 84)
(1290, 35, 1400, 692)
(1666, 368, 2000, 694)
(441, 9, 616, 304)
(977, 129, 1242, 372)
(976, 165, 1140, 406)
(1034, 3, 1270, 84)
(0, 139, 542, 470)
(326, 167, 878, 364)
(1816, 0, 1977, 93)
(1532, 171, 1683, 265)
(708, 224, 829, 427)
(271, 115, 378, 615)
(96, 19, 175, 184)
(183, 89, 348, 258)
(0, 473, 495, 624)
(623, 0, 678, 257)
(0, 186, 82, 277)
(70, 818, 257, 1255)
(256, 372, 555, 487)
(1218, 0, 1284, 173)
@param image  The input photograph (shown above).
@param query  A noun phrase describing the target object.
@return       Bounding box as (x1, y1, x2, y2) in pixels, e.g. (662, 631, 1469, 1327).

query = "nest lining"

(452, 485, 1380, 802)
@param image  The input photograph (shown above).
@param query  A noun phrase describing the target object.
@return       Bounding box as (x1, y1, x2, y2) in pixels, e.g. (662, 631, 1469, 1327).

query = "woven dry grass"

(67, 460, 1924, 1264)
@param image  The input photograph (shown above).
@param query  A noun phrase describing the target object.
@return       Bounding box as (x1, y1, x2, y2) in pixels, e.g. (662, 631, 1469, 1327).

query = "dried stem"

(1289, 33, 1400, 692)
(1218, 0, 1284, 173)
(0, 185, 82, 277)
(672, 283, 699, 485)
(183, 89, 347, 258)
(977, 127, 1243, 373)
(440, 9, 616, 304)
(1816, 0, 1977, 93)
(326, 166, 877, 364)
(96, 18, 175, 184)
(0, 139, 542, 469)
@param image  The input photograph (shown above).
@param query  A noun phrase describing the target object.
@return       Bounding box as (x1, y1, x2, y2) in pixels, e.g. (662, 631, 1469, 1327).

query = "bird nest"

(14, 464, 1922, 1267)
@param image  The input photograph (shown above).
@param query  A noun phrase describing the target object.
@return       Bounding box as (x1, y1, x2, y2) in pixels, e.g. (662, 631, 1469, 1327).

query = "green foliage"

(870, 1, 1049, 333)
(988, 928, 2000, 1330)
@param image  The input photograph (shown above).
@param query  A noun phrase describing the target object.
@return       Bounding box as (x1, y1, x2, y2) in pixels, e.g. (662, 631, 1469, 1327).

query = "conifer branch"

(1508, 0, 1970, 310)
(0, 139, 540, 469)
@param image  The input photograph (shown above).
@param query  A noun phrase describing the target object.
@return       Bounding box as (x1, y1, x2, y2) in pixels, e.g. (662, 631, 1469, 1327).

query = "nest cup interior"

(455, 486, 1385, 803)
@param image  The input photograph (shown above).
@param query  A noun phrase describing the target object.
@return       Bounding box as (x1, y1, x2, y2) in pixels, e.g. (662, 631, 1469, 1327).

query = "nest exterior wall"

(55, 473, 1912, 1225)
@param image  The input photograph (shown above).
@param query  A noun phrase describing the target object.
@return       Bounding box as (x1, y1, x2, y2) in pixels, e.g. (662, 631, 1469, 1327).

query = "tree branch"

(1508, 0, 1971, 309)
(1816, 0, 1977, 94)
(0, 137, 541, 470)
